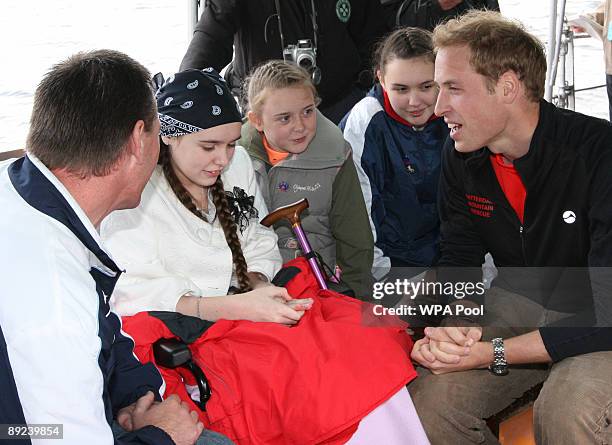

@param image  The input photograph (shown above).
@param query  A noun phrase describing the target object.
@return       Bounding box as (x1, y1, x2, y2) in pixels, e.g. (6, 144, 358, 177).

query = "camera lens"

(297, 54, 314, 69)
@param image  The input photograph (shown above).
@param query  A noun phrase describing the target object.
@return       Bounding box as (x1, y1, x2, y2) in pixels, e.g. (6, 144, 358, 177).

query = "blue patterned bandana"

(154, 68, 242, 138)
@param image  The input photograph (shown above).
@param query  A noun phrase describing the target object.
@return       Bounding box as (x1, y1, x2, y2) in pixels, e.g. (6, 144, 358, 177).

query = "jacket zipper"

(519, 225, 527, 264)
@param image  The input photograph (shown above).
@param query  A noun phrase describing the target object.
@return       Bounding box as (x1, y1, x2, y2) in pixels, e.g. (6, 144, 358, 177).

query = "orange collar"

(263, 135, 290, 165)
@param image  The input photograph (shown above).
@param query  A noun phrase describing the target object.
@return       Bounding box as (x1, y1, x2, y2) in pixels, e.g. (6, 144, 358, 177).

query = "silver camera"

(283, 39, 321, 85)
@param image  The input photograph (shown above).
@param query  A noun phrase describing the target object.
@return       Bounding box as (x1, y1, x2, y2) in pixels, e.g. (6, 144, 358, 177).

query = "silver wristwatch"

(488, 337, 509, 376)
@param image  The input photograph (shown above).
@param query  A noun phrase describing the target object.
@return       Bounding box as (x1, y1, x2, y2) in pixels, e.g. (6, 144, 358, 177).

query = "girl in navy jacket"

(341, 27, 449, 273)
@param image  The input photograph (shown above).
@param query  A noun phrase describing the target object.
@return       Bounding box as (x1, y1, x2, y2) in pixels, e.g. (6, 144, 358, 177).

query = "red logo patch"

(465, 194, 494, 218)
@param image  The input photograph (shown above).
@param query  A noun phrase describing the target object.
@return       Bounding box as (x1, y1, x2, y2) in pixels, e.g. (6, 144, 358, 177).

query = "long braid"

(160, 143, 252, 293)
(160, 146, 203, 220)
(210, 177, 252, 293)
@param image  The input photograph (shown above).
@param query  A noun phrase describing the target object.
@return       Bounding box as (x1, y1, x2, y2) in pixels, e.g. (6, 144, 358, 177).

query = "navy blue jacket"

(341, 84, 448, 269)
(0, 155, 173, 445)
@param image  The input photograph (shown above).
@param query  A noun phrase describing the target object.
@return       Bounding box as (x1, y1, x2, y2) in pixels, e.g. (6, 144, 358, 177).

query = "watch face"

(489, 364, 509, 376)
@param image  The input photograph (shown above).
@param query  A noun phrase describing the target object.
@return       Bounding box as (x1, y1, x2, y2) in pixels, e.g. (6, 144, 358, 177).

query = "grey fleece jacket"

(239, 110, 374, 297)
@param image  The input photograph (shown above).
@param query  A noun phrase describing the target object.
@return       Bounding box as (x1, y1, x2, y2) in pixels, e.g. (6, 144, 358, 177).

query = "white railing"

(546, 0, 605, 111)
(187, 0, 200, 40)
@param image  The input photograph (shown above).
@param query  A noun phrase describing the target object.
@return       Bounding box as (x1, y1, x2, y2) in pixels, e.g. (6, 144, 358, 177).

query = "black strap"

(148, 311, 214, 344)
(271, 266, 302, 287)
(302, 251, 318, 260)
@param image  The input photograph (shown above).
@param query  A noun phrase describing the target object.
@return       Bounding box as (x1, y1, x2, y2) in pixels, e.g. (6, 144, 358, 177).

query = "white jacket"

(101, 147, 282, 316)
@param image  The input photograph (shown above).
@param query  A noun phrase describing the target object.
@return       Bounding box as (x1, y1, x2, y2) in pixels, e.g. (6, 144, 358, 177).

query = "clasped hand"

(411, 325, 491, 374)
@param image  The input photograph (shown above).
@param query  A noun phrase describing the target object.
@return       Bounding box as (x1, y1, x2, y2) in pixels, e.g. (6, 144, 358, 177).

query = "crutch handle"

(261, 199, 309, 227)
(261, 198, 328, 290)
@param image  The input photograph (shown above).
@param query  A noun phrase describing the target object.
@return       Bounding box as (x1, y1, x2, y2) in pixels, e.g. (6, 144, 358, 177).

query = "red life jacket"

(122, 257, 416, 444)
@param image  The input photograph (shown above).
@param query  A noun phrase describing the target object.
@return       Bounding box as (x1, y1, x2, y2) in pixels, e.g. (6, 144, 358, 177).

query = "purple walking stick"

(261, 199, 328, 290)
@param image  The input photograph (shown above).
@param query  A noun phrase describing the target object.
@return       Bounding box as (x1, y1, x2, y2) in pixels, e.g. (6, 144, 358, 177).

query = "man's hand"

(410, 325, 489, 374)
(411, 337, 493, 374)
(116, 403, 136, 432)
(123, 392, 204, 445)
(425, 325, 482, 347)
(437, 0, 463, 11)
(423, 325, 482, 363)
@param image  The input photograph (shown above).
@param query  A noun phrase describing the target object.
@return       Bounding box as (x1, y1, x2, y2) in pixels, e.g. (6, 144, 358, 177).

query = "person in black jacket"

(383, 0, 499, 31)
(179, 0, 387, 124)
(407, 11, 612, 444)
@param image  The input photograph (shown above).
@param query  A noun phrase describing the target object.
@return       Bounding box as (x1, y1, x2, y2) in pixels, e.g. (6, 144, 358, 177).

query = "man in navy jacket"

(0, 50, 230, 445)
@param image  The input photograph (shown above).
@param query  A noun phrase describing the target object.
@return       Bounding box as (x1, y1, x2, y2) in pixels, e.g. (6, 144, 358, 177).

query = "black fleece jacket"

(180, 0, 386, 108)
(437, 99, 612, 362)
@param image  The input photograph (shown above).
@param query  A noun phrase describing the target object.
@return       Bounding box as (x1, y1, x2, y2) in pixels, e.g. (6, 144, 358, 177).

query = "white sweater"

(101, 147, 282, 316)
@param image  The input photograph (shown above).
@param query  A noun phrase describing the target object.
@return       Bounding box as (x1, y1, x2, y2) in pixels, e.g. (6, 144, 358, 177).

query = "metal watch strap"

(489, 337, 508, 376)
